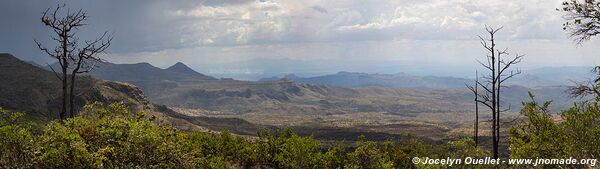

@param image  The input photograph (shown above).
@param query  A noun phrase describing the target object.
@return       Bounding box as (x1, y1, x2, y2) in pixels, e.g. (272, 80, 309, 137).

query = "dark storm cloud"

(0, 0, 172, 62)
(0, 0, 246, 61)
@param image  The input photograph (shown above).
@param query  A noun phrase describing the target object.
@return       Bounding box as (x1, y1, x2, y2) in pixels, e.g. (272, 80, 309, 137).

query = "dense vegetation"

(0, 102, 486, 168)
(508, 93, 600, 168)
(1, 96, 598, 168)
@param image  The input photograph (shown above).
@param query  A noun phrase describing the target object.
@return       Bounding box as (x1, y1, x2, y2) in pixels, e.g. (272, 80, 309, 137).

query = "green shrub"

(322, 141, 350, 168)
(254, 128, 327, 168)
(0, 102, 496, 168)
(345, 136, 394, 169)
(35, 102, 196, 168)
(509, 94, 600, 168)
(0, 108, 37, 168)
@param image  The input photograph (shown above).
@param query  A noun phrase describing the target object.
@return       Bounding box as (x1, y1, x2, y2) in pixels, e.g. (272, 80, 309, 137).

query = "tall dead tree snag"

(68, 32, 112, 118)
(466, 71, 480, 146)
(467, 26, 523, 158)
(35, 4, 112, 120)
(472, 71, 480, 146)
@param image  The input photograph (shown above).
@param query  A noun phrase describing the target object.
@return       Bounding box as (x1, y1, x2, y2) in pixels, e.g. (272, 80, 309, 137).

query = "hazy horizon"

(24, 54, 596, 80)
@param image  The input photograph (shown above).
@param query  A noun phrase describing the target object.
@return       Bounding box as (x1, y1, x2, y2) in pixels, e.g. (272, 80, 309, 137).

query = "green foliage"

(346, 138, 394, 169)
(445, 137, 488, 159)
(0, 103, 491, 168)
(509, 93, 600, 168)
(0, 107, 25, 126)
(0, 108, 37, 168)
(35, 102, 196, 168)
(560, 101, 600, 159)
(322, 141, 350, 168)
(253, 128, 328, 168)
(187, 130, 254, 168)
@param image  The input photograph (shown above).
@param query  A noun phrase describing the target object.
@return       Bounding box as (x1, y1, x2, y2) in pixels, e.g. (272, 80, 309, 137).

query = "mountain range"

(5, 53, 583, 141)
(260, 69, 591, 89)
(43, 59, 578, 114)
(260, 72, 470, 88)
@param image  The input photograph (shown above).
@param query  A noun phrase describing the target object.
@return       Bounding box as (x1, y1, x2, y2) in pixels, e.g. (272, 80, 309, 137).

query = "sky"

(1, 0, 599, 79)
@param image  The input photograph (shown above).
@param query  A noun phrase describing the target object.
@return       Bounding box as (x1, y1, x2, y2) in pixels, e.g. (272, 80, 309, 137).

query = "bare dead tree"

(35, 4, 112, 120)
(68, 32, 112, 118)
(467, 26, 523, 158)
(558, 0, 600, 45)
(567, 77, 600, 99)
(558, 0, 600, 98)
(466, 71, 480, 146)
(474, 71, 479, 146)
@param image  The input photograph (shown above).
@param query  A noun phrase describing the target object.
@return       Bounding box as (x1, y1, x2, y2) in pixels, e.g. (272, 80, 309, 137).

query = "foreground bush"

(509, 93, 600, 168)
(0, 102, 485, 168)
(0, 109, 36, 168)
(31, 103, 194, 168)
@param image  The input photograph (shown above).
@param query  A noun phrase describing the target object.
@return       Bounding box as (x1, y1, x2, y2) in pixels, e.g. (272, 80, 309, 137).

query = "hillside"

(0, 53, 150, 119)
(1, 53, 266, 135)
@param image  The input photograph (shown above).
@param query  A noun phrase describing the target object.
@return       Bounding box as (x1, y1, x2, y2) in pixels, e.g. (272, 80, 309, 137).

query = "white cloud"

(333, 0, 566, 40)
(99, 0, 600, 73)
(158, 0, 570, 48)
(4, 0, 596, 74)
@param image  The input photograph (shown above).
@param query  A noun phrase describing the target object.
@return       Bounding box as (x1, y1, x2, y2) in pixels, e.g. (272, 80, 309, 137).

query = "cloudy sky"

(1, 0, 599, 79)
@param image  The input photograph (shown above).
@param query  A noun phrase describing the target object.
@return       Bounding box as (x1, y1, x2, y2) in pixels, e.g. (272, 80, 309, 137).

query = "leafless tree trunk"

(68, 32, 111, 118)
(467, 26, 523, 158)
(474, 71, 480, 146)
(35, 4, 111, 120)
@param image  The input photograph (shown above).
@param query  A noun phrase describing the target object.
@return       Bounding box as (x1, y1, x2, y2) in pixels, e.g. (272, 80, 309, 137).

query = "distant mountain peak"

(171, 62, 186, 67)
(165, 62, 217, 80)
(135, 62, 155, 66)
(166, 62, 196, 73)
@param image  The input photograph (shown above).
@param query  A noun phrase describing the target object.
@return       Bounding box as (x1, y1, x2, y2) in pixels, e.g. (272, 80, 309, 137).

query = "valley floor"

(171, 107, 519, 143)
